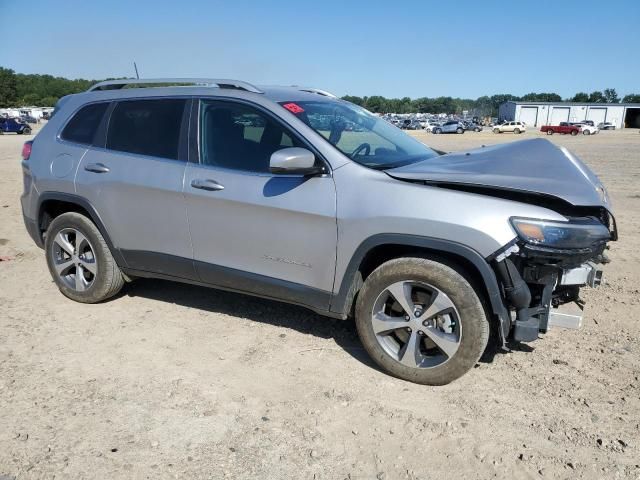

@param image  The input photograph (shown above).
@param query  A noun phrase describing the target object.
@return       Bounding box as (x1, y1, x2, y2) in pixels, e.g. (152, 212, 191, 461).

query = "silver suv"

(20, 78, 617, 385)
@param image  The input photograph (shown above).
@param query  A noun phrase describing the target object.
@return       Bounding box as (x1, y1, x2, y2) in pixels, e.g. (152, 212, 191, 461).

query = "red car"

(540, 122, 581, 136)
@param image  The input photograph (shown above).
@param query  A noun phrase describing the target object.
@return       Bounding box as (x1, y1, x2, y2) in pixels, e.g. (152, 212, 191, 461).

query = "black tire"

(456, 127, 464, 134)
(17, 130, 24, 135)
(24, 128, 31, 135)
(355, 257, 490, 385)
(513, 128, 520, 134)
(571, 129, 578, 136)
(546, 130, 553, 135)
(493, 128, 500, 134)
(45, 212, 124, 303)
(434, 128, 442, 134)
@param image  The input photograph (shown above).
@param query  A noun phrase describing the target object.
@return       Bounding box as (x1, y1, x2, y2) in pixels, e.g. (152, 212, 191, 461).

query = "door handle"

(84, 163, 110, 173)
(191, 178, 225, 191)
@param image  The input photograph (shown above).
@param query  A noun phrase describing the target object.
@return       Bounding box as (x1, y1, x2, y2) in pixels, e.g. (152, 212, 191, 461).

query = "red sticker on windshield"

(282, 102, 304, 114)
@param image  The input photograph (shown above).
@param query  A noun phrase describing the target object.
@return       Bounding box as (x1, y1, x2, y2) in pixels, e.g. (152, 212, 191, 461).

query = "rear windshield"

(279, 100, 438, 169)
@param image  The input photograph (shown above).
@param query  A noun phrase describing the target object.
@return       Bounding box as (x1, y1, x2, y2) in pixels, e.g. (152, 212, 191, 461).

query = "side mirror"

(269, 147, 323, 175)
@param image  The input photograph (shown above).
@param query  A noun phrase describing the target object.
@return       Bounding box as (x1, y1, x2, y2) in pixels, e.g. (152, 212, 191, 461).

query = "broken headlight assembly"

(510, 217, 611, 250)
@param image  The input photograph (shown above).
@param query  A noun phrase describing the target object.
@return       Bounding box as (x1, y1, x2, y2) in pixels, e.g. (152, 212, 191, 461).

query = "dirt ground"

(1, 126, 639, 480)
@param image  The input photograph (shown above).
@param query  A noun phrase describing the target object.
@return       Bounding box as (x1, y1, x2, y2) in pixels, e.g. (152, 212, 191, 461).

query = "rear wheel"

(45, 212, 124, 303)
(456, 127, 464, 134)
(571, 129, 578, 136)
(355, 257, 489, 385)
(434, 128, 442, 134)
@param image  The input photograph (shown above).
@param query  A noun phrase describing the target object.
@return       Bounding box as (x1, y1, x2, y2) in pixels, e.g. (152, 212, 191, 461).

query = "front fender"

(329, 233, 511, 342)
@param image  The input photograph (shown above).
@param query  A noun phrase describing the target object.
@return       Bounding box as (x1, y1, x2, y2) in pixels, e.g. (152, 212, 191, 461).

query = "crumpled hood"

(387, 138, 610, 209)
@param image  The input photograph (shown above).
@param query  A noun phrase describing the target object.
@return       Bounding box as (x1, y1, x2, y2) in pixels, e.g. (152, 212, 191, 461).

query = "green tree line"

(343, 89, 640, 116)
(2, 66, 640, 114)
(0, 67, 99, 108)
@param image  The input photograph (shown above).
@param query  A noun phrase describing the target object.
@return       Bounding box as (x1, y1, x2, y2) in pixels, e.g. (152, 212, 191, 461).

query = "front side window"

(199, 100, 303, 173)
(279, 100, 438, 169)
(61, 102, 109, 145)
(106, 99, 186, 160)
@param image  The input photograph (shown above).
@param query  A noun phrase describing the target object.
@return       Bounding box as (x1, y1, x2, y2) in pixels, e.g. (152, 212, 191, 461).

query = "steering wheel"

(351, 142, 371, 158)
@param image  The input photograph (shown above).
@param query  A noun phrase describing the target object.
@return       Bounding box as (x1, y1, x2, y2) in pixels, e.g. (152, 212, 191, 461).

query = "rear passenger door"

(75, 98, 196, 278)
(183, 99, 337, 310)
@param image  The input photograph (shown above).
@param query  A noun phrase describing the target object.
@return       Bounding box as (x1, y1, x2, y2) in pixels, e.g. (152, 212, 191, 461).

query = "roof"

(504, 101, 640, 107)
(84, 78, 341, 103)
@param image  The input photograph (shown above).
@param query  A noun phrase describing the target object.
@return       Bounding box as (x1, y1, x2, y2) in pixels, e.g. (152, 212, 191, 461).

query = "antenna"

(133, 62, 140, 79)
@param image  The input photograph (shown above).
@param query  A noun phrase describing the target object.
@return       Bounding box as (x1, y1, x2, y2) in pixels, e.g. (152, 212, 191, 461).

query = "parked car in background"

(19, 115, 38, 124)
(571, 122, 599, 135)
(462, 121, 483, 132)
(433, 121, 464, 134)
(0, 117, 32, 135)
(493, 121, 526, 134)
(401, 119, 423, 130)
(418, 120, 439, 132)
(598, 122, 616, 130)
(540, 122, 581, 136)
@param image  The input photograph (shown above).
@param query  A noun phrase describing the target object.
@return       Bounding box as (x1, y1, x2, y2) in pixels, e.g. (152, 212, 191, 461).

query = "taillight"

(22, 141, 33, 161)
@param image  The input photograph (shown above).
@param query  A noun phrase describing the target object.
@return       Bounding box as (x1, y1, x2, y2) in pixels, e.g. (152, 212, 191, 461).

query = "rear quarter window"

(61, 102, 109, 145)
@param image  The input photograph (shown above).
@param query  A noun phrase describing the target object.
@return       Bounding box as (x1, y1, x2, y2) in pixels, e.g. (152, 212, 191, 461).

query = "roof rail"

(87, 78, 263, 93)
(298, 88, 338, 98)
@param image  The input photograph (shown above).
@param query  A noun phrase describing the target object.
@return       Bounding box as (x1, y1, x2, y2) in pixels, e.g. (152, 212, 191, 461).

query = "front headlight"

(510, 217, 611, 249)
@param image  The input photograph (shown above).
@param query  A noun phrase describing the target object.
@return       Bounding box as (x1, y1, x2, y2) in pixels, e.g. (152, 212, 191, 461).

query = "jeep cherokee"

(20, 78, 617, 385)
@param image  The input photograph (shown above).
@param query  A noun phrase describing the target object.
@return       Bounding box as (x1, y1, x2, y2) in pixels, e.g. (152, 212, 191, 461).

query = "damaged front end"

(491, 208, 616, 343)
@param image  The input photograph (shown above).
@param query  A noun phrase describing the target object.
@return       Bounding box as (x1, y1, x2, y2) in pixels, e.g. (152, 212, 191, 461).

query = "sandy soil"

(1, 126, 639, 479)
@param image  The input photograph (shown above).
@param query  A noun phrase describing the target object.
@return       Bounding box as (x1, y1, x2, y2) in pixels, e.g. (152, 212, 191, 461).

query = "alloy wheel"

(51, 228, 98, 291)
(371, 280, 461, 369)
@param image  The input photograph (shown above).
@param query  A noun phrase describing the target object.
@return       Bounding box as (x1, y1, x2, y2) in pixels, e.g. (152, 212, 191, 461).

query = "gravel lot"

(1, 126, 639, 479)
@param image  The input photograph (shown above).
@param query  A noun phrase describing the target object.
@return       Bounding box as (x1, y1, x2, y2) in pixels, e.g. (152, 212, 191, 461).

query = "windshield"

(279, 100, 439, 169)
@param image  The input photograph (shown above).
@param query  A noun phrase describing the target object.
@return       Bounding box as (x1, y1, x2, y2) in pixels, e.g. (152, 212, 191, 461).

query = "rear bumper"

(23, 214, 43, 248)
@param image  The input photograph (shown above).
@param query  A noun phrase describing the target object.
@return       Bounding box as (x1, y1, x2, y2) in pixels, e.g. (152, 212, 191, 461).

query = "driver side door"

(183, 99, 338, 311)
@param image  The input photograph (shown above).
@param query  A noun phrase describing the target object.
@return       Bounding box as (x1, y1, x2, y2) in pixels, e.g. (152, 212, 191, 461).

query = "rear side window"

(106, 99, 186, 160)
(61, 102, 109, 145)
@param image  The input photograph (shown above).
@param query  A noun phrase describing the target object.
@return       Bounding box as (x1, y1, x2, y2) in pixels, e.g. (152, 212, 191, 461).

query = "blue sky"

(1, 0, 638, 98)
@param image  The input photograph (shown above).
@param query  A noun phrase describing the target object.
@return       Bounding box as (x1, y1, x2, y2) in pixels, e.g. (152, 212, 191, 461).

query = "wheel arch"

(37, 192, 127, 267)
(331, 234, 510, 341)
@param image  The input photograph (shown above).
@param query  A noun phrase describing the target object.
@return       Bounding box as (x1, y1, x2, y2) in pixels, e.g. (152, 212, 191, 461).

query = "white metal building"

(498, 101, 640, 129)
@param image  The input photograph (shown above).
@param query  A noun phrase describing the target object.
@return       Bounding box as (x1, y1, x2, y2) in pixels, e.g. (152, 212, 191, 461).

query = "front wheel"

(513, 128, 520, 134)
(456, 127, 464, 134)
(546, 130, 554, 135)
(583, 130, 591, 135)
(355, 257, 490, 385)
(434, 128, 442, 134)
(45, 212, 125, 303)
(493, 128, 500, 134)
